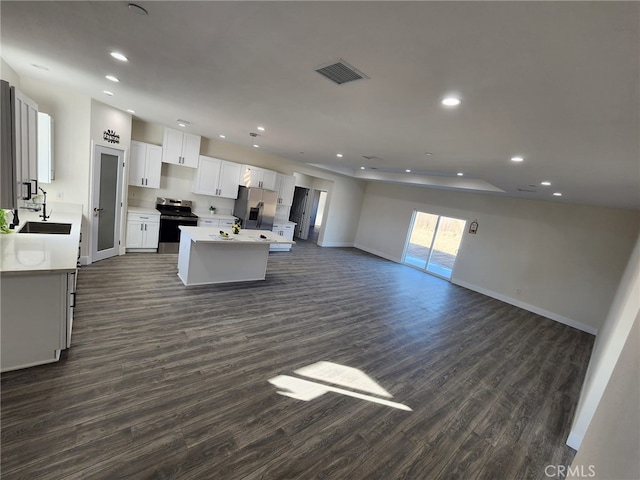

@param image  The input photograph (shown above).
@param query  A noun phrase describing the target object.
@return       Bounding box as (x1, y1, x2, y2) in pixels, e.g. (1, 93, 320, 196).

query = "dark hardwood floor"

(1, 239, 594, 479)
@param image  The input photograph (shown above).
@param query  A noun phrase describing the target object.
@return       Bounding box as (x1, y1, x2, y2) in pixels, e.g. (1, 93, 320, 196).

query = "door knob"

(93, 207, 104, 212)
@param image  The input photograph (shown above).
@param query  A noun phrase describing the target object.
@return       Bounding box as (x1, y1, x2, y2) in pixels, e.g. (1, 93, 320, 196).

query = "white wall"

(1, 58, 20, 86)
(568, 310, 639, 479)
(90, 99, 132, 258)
(568, 233, 640, 453)
(355, 182, 639, 333)
(18, 77, 92, 258)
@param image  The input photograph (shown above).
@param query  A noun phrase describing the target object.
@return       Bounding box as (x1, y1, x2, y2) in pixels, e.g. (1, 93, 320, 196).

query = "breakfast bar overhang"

(177, 226, 295, 286)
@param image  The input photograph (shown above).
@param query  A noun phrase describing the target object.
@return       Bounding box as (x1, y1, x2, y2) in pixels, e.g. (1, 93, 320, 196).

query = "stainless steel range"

(155, 197, 198, 253)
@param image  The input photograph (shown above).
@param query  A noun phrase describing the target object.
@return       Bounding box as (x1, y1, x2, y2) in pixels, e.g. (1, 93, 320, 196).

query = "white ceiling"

(2, 1, 638, 210)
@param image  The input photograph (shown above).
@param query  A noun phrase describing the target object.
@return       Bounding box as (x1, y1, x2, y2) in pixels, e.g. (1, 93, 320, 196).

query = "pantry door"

(403, 211, 466, 280)
(90, 144, 124, 262)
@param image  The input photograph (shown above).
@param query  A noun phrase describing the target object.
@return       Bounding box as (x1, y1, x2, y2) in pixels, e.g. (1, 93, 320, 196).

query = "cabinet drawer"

(198, 218, 219, 227)
(219, 219, 235, 227)
(128, 213, 160, 223)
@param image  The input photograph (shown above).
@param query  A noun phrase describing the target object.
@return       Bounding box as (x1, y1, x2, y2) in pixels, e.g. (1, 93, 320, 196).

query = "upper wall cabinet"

(275, 174, 295, 206)
(162, 127, 201, 168)
(129, 140, 162, 189)
(37, 112, 54, 183)
(192, 155, 241, 199)
(240, 165, 277, 190)
(15, 90, 38, 199)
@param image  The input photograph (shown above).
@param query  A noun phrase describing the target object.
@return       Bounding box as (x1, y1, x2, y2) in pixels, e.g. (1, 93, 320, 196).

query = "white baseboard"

(566, 432, 582, 450)
(354, 244, 401, 263)
(452, 279, 598, 335)
(79, 256, 90, 266)
(318, 241, 355, 247)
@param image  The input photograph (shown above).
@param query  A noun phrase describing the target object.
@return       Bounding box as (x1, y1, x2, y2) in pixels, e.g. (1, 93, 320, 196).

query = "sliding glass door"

(403, 211, 466, 280)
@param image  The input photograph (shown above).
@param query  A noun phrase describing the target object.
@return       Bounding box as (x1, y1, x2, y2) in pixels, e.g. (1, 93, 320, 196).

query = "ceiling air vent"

(517, 188, 537, 193)
(362, 155, 382, 161)
(315, 59, 369, 85)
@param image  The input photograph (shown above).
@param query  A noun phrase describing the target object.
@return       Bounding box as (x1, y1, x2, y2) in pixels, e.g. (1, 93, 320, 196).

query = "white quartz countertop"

(180, 226, 295, 245)
(127, 206, 160, 216)
(0, 203, 83, 274)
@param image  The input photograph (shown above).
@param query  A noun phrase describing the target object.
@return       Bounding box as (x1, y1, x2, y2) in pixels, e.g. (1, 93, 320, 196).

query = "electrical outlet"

(56, 192, 64, 200)
(516, 288, 522, 296)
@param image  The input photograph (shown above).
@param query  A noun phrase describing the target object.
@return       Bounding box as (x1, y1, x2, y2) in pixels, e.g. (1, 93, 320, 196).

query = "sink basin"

(18, 222, 72, 235)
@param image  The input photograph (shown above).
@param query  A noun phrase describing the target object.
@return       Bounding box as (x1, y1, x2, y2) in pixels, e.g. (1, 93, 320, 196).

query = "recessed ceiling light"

(553, 192, 563, 196)
(336, 153, 343, 158)
(126, 109, 135, 114)
(424, 152, 433, 156)
(31, 63, 49, 71)
(219, 134, 226, 139)
(442, 96, 461, 107)
(511, 156, 524, 162)
(405, 169, 411, 173)
(103, 90, 114, 96)
(360, 166, 366, 170)
(110, 52, 128, 62)
(257, 126, 265, 131)
(128, 3, 148, 15)
(105, 75, 119, 82)
(541, 181, 551, 186)
(177, 123, 186, 127)
(457, 172, 464, 176)
(253, 144, 259, 148)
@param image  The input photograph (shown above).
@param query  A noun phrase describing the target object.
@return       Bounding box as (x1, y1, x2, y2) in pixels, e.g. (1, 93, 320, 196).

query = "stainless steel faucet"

(39, 187, 50, 221)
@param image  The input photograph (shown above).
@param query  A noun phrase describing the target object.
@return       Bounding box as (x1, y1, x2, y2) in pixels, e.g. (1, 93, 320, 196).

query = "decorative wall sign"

(268, 361, 412, 411)
(103, 129, 120, 144)
(469, 220, 478, 234)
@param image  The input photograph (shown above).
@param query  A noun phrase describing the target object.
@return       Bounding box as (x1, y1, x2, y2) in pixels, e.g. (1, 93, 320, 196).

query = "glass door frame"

(402, 210, 467, 281)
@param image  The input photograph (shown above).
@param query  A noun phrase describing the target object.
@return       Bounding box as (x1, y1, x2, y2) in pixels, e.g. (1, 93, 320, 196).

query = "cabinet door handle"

(70, 292, 76, 308)
(145, 224, 147, 231)
(140, 224, 144, 231)
(141, 177, 144, 186)
(145, 178, 148, 185)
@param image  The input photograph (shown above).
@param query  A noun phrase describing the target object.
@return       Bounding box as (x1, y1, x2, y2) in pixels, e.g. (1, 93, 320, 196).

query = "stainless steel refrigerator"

(233, 186, 277, 230)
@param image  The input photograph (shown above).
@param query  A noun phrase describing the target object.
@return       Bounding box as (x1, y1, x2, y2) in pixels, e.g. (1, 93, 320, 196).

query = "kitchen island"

(177, 226, 295, 286)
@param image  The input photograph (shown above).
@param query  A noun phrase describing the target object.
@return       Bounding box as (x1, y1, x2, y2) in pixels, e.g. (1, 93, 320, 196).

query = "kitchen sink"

(18, 222, 72, 235)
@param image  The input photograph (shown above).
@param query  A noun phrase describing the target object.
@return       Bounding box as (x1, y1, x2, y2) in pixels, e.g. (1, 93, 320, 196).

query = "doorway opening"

(307, 190, 327, 243)
(402, 211, 466, 280)
(289, 186, 309, 239)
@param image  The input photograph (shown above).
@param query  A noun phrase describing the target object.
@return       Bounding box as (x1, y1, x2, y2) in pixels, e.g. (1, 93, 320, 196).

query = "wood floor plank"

(1, 240, 594, 479)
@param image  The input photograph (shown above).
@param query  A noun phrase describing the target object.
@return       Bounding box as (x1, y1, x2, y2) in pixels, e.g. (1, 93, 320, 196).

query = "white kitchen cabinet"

(37, 112, 54, 183)
(270, 222, 295, 251)
(192, 156, 241, 199)
(15, 90, 38, 199)
(126, 211, 160, 251)
(240, 165, 277, 190)
(162, 127, 201, 168)
(198, 217, 219, 228)
(275, 174, 295, 206)
(1, 270, 76, 371)
(198, 216, 236, 228)
(129, 140, 162, 188)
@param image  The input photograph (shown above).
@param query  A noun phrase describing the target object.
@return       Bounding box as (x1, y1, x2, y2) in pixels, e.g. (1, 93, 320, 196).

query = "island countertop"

(179, 226, 295, 245)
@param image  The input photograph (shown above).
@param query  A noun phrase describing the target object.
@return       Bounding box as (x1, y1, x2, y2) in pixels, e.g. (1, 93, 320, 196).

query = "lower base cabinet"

(1, 269, 77, 372)
(126, 212, 160, 251)
(271, 223, 295, 251)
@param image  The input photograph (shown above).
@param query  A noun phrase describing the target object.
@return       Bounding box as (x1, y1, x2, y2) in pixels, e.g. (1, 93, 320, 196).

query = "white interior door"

(91, 144, 124, 262)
